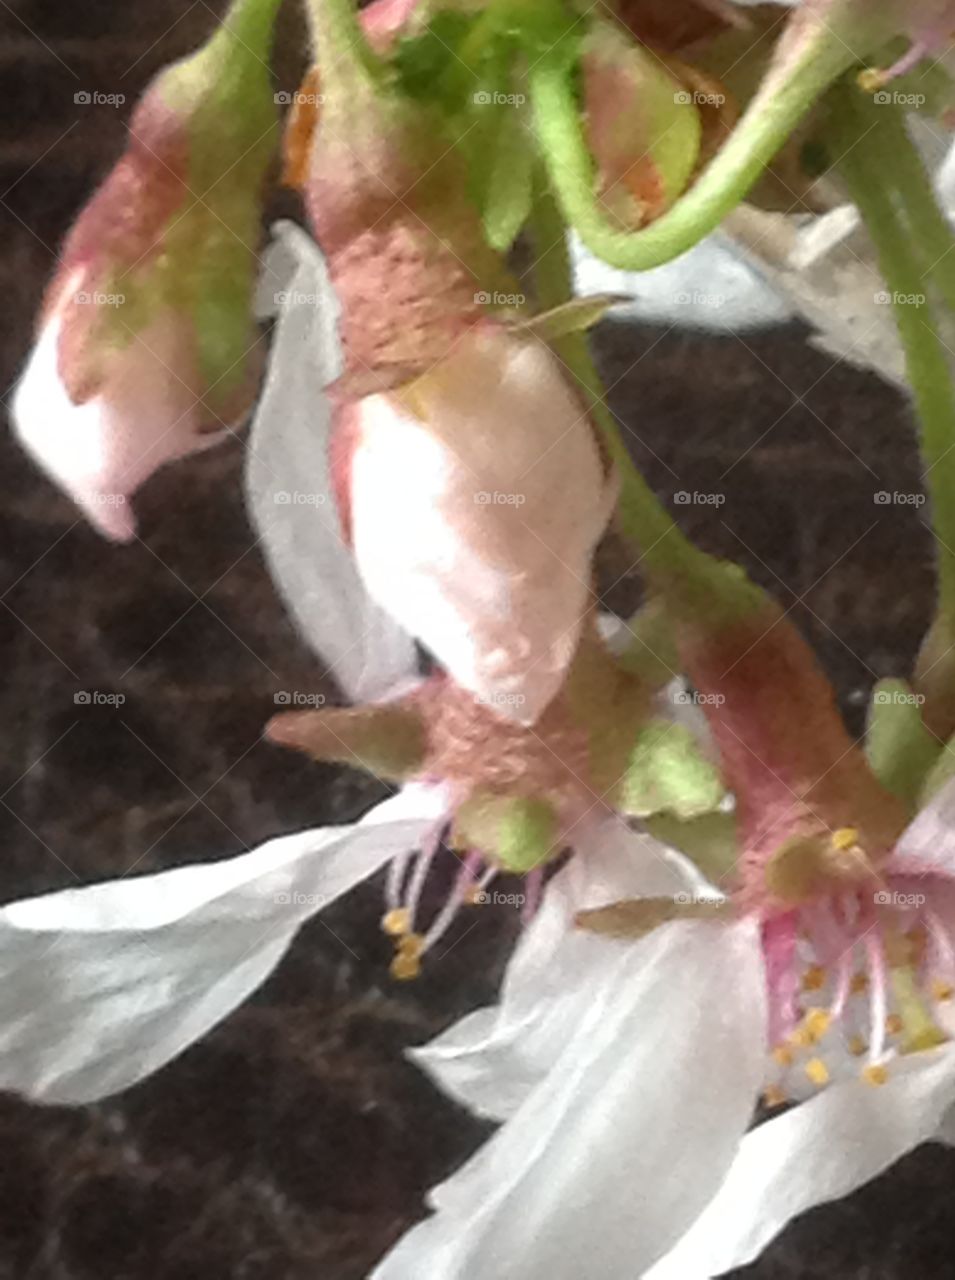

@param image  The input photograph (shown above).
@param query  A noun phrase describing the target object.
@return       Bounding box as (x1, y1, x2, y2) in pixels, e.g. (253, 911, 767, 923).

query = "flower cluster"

(8, 0, 955, 1276)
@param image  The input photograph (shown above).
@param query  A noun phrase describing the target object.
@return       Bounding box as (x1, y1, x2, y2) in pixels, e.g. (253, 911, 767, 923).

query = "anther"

(390, 932, 425, 981)
(762, 1085, 788, 1108)
(932, 979, 954, 1003)
(885, 1013, 903, 1036)
(862, 1063, 889, 1087)
(849, 1034, 867, 1057)
(802, 965, 826, 992)
(805, 1058, 830, 1086)
(850, 973, 869, 995)
(382, 907, 412, 937)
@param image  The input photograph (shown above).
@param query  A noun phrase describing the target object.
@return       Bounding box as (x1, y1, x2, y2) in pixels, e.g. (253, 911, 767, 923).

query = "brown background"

(0, 1, 954, 1276)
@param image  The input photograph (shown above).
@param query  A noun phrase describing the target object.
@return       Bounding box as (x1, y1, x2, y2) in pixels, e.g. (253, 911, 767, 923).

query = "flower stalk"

(530, 11, 860, 271)
(830, 83, 955, 733)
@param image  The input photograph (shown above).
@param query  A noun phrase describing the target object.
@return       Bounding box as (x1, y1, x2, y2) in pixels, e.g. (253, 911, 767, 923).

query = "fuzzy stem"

(832, 86, 955, 632)
(527, 172, 763, 625)
(530, 17, 856, 270)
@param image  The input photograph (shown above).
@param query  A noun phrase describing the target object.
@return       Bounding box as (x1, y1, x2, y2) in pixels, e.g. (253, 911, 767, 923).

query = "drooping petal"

(12, 286, 227, 543)
(349, 325, 612, 724)
(646, 1045, 955, 1280)
(378, 915, 764, 1280)
(411, 819, 711, 1120)
(245, 222, 418, 702)
(0, 784, 445, 1105)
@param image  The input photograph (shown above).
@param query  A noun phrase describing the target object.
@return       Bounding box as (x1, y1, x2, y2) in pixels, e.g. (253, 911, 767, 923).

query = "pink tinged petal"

(411, 820, 716, 1121)
(379, 917, 766, 1280)
(246, 223, 418, 702)
(889, 775, 955, 878)
(0, 784, 445, 1105)
(349, 328, 612, 725)
(647, 1044, 955, 1280)
(12, 281, 225, 543)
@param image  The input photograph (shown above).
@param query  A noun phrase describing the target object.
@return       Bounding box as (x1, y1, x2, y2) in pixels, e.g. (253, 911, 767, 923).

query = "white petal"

(350, 328, 610, 724)
(411, 820, 714, 1120)
(647, 1045, 955, 1280)
(570, 231, 792, 333)
(13, 282, 224, 543)
(245, 223, 417, 701)
(377, 917, 765, 1280)
(0, 784, 444, 1105)
(890, 775, 955, 877)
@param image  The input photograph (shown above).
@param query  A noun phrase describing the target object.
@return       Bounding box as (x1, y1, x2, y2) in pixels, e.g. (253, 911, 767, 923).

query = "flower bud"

(339, 324, 615, 724)
(12, 0, 280, 541)
(582, 21, 702, 230)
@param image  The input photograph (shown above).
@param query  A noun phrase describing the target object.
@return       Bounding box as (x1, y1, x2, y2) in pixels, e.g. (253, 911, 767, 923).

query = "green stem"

(832, 85, 955, 631)
(305, 0, 383, 86)
(527, 172, 757, 616)
(530, 18, 855, 271)
(874, 104, 955, 319)
(221, 0, 284, 48)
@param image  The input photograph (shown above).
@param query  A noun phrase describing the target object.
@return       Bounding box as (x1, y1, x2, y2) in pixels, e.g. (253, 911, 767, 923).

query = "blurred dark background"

(0, 1, 953, 1277)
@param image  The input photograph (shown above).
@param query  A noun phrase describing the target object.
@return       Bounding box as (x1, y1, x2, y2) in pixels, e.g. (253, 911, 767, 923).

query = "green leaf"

(645, 810, 739, 885)
(614, 718, 725, 820)
(866, 678, 940, 809)
(510, 293, 627, 340)
(480, 104, 535, 250)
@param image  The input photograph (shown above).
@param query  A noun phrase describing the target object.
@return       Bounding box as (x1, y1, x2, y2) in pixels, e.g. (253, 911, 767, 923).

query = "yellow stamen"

(831, 827, 860, 851)
(461, 883, 483, 906)
(849, 1034, 867, 1057)
(932, 979, 954, 1003)
(850, 973, 869, 995)
(762, 1085, 788, 1108)
(390, 932, 425, 981)
(857, 67, 886, 93)
(802, 1008, 832, 1043)
(886, 1013, 904, 1036)
(802, 965, 826, 992)
(862, 1063, 889, 1087)
(805, 1057, 830, 1086)
(381, 907, 412, 937)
